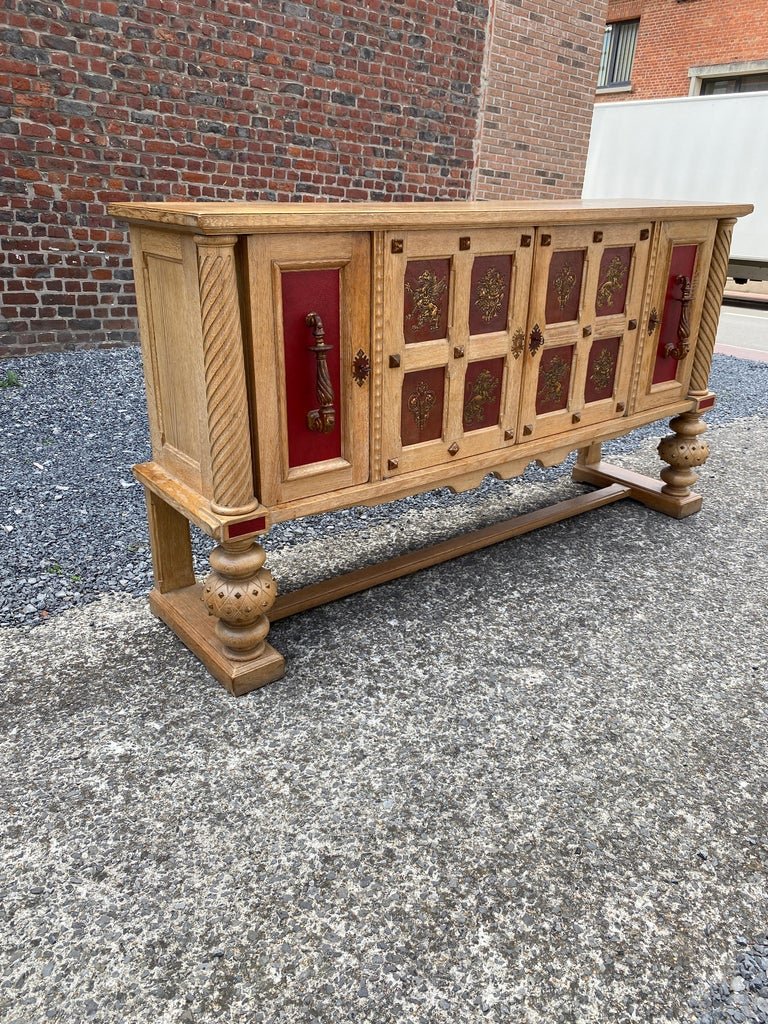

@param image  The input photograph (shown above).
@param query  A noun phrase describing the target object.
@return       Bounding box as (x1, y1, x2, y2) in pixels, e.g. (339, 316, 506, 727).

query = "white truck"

(582, 91, 766, 282)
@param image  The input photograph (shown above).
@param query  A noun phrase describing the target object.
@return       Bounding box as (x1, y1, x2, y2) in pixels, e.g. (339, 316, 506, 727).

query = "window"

(700, 73, 768, 95)
(597, 19, 639, 90)
(689, 60, 768, 96)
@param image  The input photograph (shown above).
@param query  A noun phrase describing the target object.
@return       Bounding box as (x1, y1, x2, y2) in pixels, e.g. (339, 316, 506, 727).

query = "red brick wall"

(598, 0, 768, 102)
(1, 0, 604, 356)
(474, 0, 608, 199)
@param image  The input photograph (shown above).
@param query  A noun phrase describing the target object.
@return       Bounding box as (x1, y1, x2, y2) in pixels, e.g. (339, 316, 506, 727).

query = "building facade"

(596, 0, 768, 102)
(0, 0, 607, 357)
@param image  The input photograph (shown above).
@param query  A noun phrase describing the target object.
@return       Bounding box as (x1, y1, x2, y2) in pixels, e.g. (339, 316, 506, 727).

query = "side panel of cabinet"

(380, 227, 533, 478)
(517, 222, 651, 444)
(632, 219, 716, 414)
(131, 226, 211, 494)
(246, 232, 371, 506)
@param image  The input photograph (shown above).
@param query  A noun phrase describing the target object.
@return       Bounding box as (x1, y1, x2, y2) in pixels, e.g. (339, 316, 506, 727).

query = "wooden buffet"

(108, 199, 750, 695)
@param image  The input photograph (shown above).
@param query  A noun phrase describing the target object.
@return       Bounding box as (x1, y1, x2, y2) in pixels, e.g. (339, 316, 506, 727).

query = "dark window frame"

(700, 73, 768, 95)
(598, 19, 639, 90)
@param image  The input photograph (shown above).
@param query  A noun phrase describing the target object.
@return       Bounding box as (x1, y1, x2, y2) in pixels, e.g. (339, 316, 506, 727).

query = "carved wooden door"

(246, 232, 371, 506)
(380, 228, 534, 478)
(517, 223, 652, 442)
(633, 219, 716, 414)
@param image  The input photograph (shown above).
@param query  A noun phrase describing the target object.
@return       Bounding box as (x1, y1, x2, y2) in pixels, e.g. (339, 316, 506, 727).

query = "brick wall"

(598, 0, 768, 102)
(1, 0, 604, 357)
(474, 0, 607, 199)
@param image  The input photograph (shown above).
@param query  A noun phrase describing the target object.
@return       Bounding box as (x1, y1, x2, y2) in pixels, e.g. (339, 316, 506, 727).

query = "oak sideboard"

(108, 199, 750, 695)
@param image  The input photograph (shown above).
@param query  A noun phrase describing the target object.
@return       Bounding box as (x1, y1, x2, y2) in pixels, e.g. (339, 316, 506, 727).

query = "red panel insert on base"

(226, 516, 267, 540)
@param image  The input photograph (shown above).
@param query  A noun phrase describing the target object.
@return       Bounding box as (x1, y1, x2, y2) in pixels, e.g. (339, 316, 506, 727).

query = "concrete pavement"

(1, 398, 767, 1022)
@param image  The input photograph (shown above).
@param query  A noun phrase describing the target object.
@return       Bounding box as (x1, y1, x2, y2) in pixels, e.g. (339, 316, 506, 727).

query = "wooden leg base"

(149, 585, 286, 696)
(572, 460, 702, 519)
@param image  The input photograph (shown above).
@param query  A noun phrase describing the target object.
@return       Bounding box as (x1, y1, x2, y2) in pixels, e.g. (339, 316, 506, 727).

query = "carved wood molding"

(195, 235, 258, 515)
(629, 227, 660, 410)
(690, 217, 736, 396)
(372, 231, 386, 480)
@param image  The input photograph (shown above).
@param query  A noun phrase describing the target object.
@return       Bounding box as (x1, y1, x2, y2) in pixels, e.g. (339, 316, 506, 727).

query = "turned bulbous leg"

(657, 411, 710, 498)
(202, 538, 277, 661)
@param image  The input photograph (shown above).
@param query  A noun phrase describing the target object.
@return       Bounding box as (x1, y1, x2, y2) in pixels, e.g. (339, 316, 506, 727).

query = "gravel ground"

(2, 348, 768, 629)
(0, 348, 767, 1023)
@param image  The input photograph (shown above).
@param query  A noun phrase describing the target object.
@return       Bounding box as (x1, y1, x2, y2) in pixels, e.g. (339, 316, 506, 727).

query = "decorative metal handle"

(663, 274, 691, 361)
(529, 323, 544, 355)
(305, 312, 335, 434)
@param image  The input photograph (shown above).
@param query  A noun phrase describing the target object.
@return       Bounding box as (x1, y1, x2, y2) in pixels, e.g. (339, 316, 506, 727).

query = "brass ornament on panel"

(596, 255, 628, 311)
(405, 270, 448, 333)
(511, 327, 526, 360)
(537, 355, 570, 405)
(408, 379, 437, 429)
(474, 267, 506, 324)
(554, 263, 577, 309)
(590, 346, 616, 392)
(463, 369, 500, 426)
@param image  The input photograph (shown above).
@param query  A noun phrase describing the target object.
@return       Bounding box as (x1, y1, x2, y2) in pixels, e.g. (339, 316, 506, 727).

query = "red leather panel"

(400, 367, 445, 446)
(462, 357, 505, 432)
(536, 345, 574, 415)
(545, 250, 585, 324)
(469, 255, 512, 335)
(584, 336, 621, 404)
(595, 246, 632, 317)
(227, 516, 267, 540)
(403, 259, 451, 343)
(652, 244, 697, 384)
(280, 268, 342, 469)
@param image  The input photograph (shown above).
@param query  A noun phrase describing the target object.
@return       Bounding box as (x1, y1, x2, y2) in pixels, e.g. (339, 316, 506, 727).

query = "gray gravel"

(2, 347, 768, 629)
(0, 348, 767, 1022)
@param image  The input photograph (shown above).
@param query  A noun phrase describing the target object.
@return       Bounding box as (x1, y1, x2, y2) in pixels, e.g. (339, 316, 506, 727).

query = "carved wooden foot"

(202, 538, 278, 660)
(572, 412, 708, 520)
(145, 540, 285, 694)
(657, 411, 709, 499)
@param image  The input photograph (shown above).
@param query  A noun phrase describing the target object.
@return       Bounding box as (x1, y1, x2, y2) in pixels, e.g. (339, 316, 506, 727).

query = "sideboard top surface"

(108, 198, 752, 234)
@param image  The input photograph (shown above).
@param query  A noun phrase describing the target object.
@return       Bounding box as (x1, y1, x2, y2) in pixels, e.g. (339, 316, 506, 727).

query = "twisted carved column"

(195, 234, 258, 516)
(196, 235, 278, 664)
(690, 217, 736, 396)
